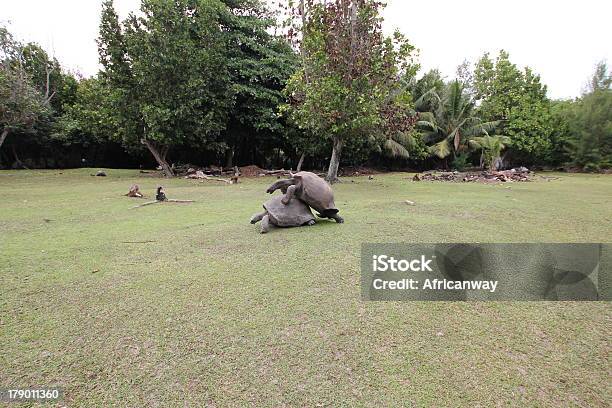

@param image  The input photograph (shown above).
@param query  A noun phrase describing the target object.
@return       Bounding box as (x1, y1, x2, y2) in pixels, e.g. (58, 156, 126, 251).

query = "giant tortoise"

(250, 195, 316, 233)
(266, 171, 344, 223)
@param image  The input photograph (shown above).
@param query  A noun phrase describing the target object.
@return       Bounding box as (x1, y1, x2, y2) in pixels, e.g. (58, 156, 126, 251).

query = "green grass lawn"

(1, 169, 610, 407)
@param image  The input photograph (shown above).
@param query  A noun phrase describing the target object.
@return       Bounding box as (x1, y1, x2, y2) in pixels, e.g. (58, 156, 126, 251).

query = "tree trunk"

(296, 152, 305, 172)
(499, 152, 508, 170)
(12, 144, 29, 169)
(225, 147, 234, 168)
(0, 128, 8, 151)
(141, 139, 174, 177)
(326, 137, 342, 183)
(492, 156, 502, 171)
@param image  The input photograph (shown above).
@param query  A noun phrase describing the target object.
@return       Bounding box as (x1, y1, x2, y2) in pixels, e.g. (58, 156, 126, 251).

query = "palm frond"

(417, 111, 435, 123)
(468, 138, 484, 150)
(497, 135, 512, 145)
(446, 81, 464, 120)
(384, 138, 410, 159)
(463, 120, 501, 137)
(422, 131, 442, 144)
(416, 119, 437, 132)
(428, 139, 452, 159)
(479, 120, 502, 133)
(414, 87, 440, 112)
(392, 131, 416, 148)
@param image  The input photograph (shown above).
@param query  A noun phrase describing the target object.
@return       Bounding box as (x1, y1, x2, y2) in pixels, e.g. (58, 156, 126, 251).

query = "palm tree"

(417, 80, 500, 161)
(382, 131, 417, 159)
(378, 83, 421, 160)
(469, 135, 512, 171)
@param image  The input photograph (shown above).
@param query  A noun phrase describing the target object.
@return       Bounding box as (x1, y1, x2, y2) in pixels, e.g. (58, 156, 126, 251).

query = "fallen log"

(201, 175, 232, 184)
(263, 168, 291, 175)
(185, 170, 234, 183)
(130, 198, 194, 209)
(130, 200, 160, 209)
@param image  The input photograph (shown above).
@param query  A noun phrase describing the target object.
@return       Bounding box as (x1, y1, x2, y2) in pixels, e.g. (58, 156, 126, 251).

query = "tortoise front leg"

(329, 214, 344, 223)
(281, 184, 296, 205)
(260, 214, 272, 233)
(266, 179, 295, 194)
(250, 211, 266, 224)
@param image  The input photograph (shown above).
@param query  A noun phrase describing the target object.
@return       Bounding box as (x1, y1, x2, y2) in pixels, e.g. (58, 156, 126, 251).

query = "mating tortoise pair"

(250, 171, 344, 233)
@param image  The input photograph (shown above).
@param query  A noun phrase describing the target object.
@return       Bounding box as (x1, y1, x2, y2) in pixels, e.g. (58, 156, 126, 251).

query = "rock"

(95, 171, 107, 177)
(413, 169, 534, 183)
(405, 200, 416, 206)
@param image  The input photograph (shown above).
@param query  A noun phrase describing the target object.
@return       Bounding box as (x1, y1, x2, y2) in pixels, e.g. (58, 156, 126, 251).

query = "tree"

(97, 0, 231, 177)
(456, 59, 476, 98)
(409, 69, 444, 114)
(0, 26, 48, 153)
(417, 80, 499, 162)
(469, 135, 511, 171)
(53, 76, 119, 147)
(568, 90, 611, 171)
(473, 51, 553, 165)
(284, 0, 418, 182)
(567, 63, 611, 171)
(220, 0, 299, 168)
(21, 43, 78, 116)
(567, 91, 611, 171)
(583, 60, 611, 94)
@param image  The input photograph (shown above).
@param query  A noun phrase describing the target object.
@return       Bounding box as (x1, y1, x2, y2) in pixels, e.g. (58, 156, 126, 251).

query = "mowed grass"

(0, 168, 610, 407)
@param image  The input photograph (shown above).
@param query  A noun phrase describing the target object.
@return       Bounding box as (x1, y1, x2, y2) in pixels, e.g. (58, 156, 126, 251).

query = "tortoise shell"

(263, 195, 315, 227)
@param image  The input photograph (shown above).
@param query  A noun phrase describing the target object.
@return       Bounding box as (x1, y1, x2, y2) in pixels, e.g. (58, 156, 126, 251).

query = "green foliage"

(1, 3, 607, 174)
(548, 99, 575, 165)
(21, 43, 78, 116)
(98, 0, 232, 175)
(473, 51, 553, 164)
(0, 26, 49, 148)
(451, 152, 470, 171)
(548, 62, 611, 171)
(584, 60, 611, 94)
(220, 0, 299, 165)
(417, 80, 500, 160)
(410, 69, 444, 113)
(468, 135, 512, 171)
(53, 76, 119, 146)
(283, 0, 418, 180)
(96, 0, 300, 173)
(567, 89, 612, 170)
